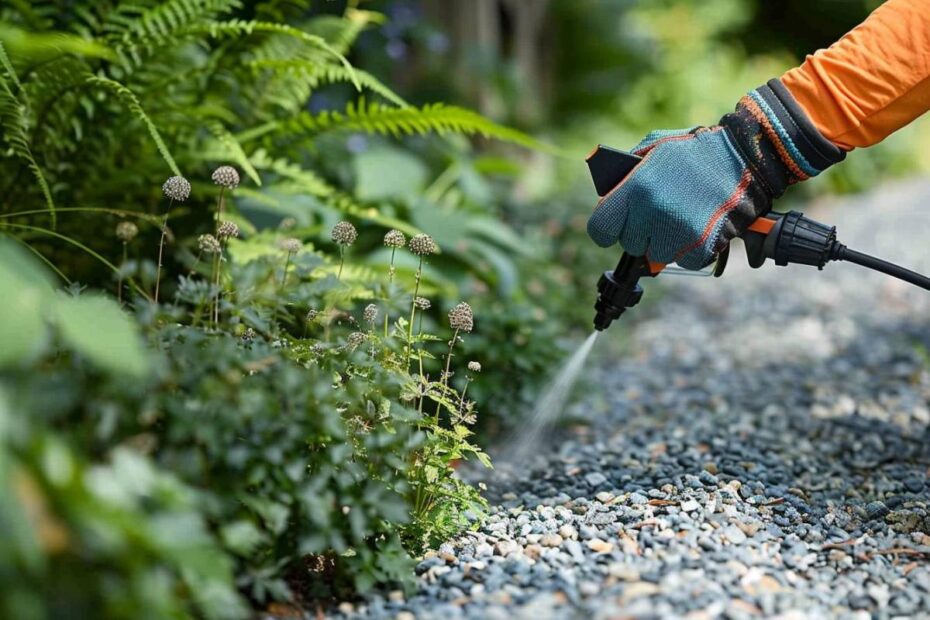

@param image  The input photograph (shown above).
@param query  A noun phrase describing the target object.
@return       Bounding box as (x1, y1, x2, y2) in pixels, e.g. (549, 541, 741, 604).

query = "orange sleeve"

(781, 0, 930, 150)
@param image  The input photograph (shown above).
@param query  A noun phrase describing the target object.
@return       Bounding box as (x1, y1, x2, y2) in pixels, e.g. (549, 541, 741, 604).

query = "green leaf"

(0, 238, 54, 366)
(0, 283, 47, 367)
(54, 294, 150, 377)
(220, 520, 266, 556)
(354, 146, 428, 202)
(475, 451, 493, 469)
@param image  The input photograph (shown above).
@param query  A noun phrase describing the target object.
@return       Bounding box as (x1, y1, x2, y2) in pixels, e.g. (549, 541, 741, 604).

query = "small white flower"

(211, 166, 240, 190)
(162, 176, 191, 202)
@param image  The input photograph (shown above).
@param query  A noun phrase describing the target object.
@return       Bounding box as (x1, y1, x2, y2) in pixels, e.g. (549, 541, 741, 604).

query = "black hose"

(831, 244, 930, 292)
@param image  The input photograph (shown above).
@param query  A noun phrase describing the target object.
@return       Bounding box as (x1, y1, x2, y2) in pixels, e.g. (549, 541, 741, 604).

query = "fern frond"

(3, 0, 55, 31)
(106, 0, 243, 39)
(26, 57, 93, 148)
(281, 100, 553, 151)
(305, 9, 384, 56)
(248, 150, 419, 234)
(0, 22, 115, 61)
(86, 75, 181, 176)
(0, 47, 56, 226)
(253, 0, 314, 22)
(104, 0, 241, 70)
(185, 20, 361, 90)
(203, 120, 262, 186)
(0, 42, 23, 92)
(249, 148, 336, 197)
(249, 60, 407, 107)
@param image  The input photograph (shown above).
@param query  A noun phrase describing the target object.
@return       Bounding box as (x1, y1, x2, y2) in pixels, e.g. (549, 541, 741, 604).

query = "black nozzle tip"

(593, 312, 611, 331)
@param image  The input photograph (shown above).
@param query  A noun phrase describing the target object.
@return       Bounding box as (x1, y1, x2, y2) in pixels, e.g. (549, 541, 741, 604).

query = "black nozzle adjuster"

(594, 253, 653, 331)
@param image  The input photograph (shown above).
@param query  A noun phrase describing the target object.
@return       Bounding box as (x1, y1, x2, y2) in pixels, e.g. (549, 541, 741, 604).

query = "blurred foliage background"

(2, 0, 928, 616)
(365, 0, 930, 327)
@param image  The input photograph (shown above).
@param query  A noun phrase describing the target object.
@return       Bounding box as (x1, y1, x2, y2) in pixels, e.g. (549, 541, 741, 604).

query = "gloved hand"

(587, 79, 846, 270)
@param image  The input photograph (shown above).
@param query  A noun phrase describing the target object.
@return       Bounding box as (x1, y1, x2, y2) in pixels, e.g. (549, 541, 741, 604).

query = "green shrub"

(0, 0, 563, 423)
(0, 1, 563, 613)
(1, 192, 495, 614)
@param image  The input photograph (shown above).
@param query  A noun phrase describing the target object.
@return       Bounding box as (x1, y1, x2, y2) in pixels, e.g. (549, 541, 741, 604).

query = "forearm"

(780, 0, 930, 150)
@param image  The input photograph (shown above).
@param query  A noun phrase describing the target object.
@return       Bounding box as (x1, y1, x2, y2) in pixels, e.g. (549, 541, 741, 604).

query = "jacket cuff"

(719, 78, 846, 197)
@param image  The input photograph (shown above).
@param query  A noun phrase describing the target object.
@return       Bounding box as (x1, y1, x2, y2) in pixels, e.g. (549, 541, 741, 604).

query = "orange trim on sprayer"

(747, 217, 776, 234)
(648, 261, 666, 274)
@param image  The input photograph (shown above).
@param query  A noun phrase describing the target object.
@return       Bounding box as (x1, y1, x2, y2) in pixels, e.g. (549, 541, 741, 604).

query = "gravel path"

(337, 180, 930, 619)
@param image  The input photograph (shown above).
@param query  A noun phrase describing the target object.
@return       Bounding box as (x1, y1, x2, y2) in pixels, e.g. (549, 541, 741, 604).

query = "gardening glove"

(587, 79, 846, 270)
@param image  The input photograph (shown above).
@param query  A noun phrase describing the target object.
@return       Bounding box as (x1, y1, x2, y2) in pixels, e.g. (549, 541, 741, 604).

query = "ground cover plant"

(1, 204, 492, 617)
(1, 213, 490, 617)
(0, 1, 562, 616)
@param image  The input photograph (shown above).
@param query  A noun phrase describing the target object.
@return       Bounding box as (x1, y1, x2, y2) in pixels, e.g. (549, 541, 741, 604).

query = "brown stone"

(587, 538, 614, 553)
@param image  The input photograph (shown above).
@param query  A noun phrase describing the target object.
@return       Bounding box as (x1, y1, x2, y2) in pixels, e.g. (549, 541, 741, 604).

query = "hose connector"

(766, 210, 837, 269)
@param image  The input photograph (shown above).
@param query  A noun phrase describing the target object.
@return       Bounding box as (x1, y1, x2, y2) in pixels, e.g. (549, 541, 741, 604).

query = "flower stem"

(418, 351, 425, 409)
(459, 377, 472, 413)
(280, 251, 292, 289)
(209, 252, 218, 327)
(215, 187, 225, 231)
(117, 242, 127, 304)
(405, 256, 423, 367)
(435, 328, 460, 418)
(154, 200, 173, 305)
(443, 328, 460, 388)
(337, 246, 345, 281)
(418, 373, 428, 416)
(384, 247, 396, 338)
(214, 240, 226, 325)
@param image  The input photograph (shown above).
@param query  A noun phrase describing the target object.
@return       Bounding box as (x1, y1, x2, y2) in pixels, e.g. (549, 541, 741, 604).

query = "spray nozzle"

(593, 253, 651, 331)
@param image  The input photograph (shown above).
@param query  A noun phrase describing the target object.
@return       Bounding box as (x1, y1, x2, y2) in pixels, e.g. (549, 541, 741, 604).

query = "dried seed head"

(346, 331, 367, 348)
(468, 361, 481, 373)
(162, 175, 191, 202)
(217, 220, 240, 240)
(198, 234, 221, 254)
(279, 217, 297, 230)
(363, 303, 378, 324)
(241, 327, 256, 343)
(211, 165, 240, 190)
(306, 308, 319, 322)
(409, 233, 437, 256)
(279, 238, 302, 253)
(115, 221, 138, 242)
(414, 297, 431, 310)
(331, 221, 358, 246)
(448, 302, 474, 332)
(384, 229, 406, 249)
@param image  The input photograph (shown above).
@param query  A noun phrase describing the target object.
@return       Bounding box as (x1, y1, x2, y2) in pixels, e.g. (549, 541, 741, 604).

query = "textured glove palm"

(587, 79, 846, 270)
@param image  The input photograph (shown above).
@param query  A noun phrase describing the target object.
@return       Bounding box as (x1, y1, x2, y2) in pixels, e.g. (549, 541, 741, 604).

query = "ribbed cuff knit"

(720, 78, 846, 198)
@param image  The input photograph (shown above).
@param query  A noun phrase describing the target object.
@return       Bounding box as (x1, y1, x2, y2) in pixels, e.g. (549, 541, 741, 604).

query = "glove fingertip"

(586, 214, 619, 248)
